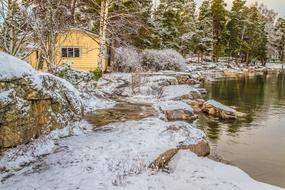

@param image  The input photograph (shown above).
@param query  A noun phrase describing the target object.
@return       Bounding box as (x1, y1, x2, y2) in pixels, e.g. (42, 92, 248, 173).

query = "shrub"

(140, 49, 188, 72)
(113, 47, 142, 72)
(89, 68, 103, 81)
(54, 64, 98, 88)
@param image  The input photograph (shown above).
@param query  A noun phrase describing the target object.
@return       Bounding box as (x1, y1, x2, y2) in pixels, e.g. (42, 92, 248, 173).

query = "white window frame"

(61, 47, 81, 58)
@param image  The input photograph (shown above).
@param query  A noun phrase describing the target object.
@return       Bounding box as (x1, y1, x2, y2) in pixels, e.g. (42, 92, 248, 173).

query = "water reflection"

(197, 72, 285, 188)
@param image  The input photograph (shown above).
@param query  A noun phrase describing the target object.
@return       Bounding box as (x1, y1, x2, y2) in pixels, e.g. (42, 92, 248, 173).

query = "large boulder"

(202, 99, 245, 120)
(162, 85, 202, 100)
(176, 74, 201, 85)
(0, 52, 83, 149)
(157, 101, 198, 122)
(187, 99, 205, 113)
(149, 139, 210, 170)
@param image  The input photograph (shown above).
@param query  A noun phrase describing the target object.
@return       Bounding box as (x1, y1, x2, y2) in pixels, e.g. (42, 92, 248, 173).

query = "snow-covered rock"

(162, 85, 202, 100)
(157, 100, 197, 122)
(0, 53, 83, 149)
(0, 52, 36, 80)
(202, 99, 246, 120)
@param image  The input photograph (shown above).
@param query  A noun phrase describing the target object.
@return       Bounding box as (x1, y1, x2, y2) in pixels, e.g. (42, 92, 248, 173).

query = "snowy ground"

(0, 118, 283, 190)
(1, 57, 285, 189)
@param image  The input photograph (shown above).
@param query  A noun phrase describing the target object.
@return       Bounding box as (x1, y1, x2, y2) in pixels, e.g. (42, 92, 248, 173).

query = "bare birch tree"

(81, 0, 150, 72)
(23, 0, 77, 72)
(0, 0, 31, 57)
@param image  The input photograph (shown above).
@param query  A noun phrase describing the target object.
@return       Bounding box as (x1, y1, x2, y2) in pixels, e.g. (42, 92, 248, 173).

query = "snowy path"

(0, 118, 283, 190)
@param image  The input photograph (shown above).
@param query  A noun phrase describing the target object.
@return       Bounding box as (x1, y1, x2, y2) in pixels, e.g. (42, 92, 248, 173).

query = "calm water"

(197, 73, 285, 188)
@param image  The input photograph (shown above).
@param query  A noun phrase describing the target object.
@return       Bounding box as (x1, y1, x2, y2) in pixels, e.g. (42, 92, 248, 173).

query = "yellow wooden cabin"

(25, 29, 109, 72)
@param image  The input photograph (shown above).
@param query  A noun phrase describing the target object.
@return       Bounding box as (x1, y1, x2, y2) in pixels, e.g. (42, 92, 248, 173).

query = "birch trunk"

(98, 0, 109, 72)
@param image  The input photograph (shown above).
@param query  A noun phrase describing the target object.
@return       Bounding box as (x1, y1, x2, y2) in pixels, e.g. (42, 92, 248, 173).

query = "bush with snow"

(54, 64, 99, 93)
(113, 48, 188, 72)
(140, 49, 188, 72)
(55, 64, 99, 84)
(113, 47, 142, 72)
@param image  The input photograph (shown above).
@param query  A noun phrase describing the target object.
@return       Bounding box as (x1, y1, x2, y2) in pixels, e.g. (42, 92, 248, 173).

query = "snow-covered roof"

(0, 52, 36, 80)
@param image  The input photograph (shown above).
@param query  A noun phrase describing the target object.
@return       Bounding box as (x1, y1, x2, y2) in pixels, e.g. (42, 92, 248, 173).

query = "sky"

(196, 0, 285, 17)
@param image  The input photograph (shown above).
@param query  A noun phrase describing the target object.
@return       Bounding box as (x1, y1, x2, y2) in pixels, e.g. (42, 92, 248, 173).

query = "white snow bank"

(0, 52, 36, 80)
(1, 118, 283, 190)
(0, 118, 205, 189)
(126, 151, 284, 190)
(0, 120, 93, 171)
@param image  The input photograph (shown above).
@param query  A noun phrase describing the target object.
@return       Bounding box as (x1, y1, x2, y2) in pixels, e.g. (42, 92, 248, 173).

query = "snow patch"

(162, 85, 201, 100)
(0, 120, 93, 171)
(157, 100, 193, 112)
(0, 118, 205, 189)
(0, 89, 15, 104)
(0, 52, 36, 80)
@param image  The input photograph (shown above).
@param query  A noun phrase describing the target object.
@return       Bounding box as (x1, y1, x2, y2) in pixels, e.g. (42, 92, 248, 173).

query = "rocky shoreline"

(1, 54, 284, 190)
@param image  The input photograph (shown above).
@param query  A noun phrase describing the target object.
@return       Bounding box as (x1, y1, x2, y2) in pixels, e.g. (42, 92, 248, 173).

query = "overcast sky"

(196, 0, 285, 17)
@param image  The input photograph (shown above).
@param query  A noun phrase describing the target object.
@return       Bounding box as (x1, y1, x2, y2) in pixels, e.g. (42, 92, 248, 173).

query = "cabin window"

(61, 47, 80, 58)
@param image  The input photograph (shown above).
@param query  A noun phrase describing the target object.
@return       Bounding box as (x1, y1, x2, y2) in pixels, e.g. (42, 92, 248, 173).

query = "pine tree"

(227, 0, 247, 62)
(196, 0, 213, 62)
(151, 0, 196, 53)
(241, 4, 267, 65)
(274, 18, 285, 61)
(180, 0, 198, 56)
(258, 4, 278, 62)
(211, 0, 228, 62)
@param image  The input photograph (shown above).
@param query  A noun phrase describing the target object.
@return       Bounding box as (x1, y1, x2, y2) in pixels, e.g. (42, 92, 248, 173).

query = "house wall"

(55, 30, 105, 71)
(26, 30, 107, 72)
(25, 51, 39, 69)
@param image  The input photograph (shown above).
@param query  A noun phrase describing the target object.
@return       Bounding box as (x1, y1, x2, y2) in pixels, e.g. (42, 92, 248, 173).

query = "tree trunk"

(197, 54, 200, 64)
(246, 53, 250, 66)
(98, 0, 109, 72)
(70, 0, 78, 24)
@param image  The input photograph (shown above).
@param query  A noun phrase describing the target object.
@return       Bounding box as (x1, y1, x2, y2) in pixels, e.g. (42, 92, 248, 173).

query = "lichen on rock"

(0, 52, 83, 149)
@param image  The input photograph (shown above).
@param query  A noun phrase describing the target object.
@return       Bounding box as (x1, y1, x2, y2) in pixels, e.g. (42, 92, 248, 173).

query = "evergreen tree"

(274, 18, 285, 61)
(258, 4, 278, 62)
(196, 0, 213, 62)
(211, 0, 228, 62)
(241, 4, 267, 65)
(227, 0, 247, 62)
(151, 0, 196, 53)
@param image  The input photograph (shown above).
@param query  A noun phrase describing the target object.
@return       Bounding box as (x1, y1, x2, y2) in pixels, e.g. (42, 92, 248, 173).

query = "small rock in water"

(202, 99, 246, 120)
(157, 101, 198, 122)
